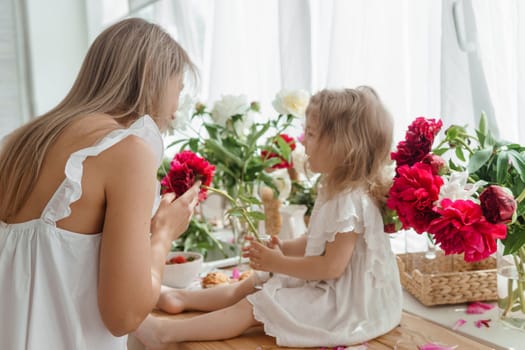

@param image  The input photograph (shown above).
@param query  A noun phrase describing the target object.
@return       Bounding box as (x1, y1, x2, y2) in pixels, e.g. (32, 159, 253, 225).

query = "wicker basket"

(396, 251, 497, 306)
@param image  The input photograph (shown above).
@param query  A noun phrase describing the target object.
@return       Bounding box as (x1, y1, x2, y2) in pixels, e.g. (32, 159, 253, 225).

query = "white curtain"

(471, 0, 525, 143)
(87, 0, 524, 142)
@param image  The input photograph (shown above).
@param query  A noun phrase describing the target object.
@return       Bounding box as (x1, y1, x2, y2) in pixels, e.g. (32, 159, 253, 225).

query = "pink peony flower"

(427, 199, 507, 262)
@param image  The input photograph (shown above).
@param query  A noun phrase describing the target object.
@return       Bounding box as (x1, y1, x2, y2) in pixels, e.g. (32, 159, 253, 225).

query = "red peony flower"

(261, 133, 297, 169)
(391, 117, 443, 167)
(161, 150, 215, 201)
(406, 117, 443, 145)
(427, 199, 507, 262)
(386, 162, 443, 233)
(479, 185, 516, 224)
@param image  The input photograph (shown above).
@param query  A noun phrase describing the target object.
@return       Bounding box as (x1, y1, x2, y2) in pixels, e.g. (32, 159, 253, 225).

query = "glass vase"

(497, 240, 525, 331)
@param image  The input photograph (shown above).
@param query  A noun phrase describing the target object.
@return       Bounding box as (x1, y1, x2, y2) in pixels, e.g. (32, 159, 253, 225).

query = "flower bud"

(195, 102, 206, 114)
(421, 154, 447, 175)
(250, 101, 260, 112)
(479, 185, 516, 224)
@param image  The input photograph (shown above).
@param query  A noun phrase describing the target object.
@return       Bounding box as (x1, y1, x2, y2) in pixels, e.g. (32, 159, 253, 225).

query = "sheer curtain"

(87, 0, 525, 142)
(89, 0, 443, 141)
(472, 0, 525, 143)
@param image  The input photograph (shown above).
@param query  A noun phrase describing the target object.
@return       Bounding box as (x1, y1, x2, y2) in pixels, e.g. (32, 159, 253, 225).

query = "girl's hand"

(244, 239, 284, 272)
(150, 182, 200, 241)
(242, 235, 282, 251)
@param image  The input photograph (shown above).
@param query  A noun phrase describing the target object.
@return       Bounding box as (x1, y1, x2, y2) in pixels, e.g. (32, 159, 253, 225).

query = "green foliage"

(287, 180, 318, 216)
(171, 216, 228, 260)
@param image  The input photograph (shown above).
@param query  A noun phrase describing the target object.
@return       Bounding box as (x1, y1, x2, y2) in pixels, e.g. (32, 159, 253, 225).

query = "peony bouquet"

(386, 114, 525, 322)
(386, 116, 521, 263)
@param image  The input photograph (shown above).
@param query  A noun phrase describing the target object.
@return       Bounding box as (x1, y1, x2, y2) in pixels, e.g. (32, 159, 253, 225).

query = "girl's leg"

(157, 272, 259, 314)
(135, 298, 260, 349)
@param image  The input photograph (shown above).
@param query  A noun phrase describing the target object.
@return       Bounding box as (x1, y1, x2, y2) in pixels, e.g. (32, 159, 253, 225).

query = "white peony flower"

(211, 94, 250, 127)
(269, 168, 292, 201)
(437, 171, 487, 205)
(232, 109, 256, 138)
(272, 89, 310, 118)
(170, 94, 193, 132)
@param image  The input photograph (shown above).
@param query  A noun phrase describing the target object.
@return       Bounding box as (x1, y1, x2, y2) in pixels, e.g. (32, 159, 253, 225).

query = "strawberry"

(169, 255, 187, 264)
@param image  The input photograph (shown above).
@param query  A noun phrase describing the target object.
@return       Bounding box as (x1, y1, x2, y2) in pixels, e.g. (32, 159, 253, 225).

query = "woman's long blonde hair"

(0, 18, 196, 221)
(306, 87, 394, 208)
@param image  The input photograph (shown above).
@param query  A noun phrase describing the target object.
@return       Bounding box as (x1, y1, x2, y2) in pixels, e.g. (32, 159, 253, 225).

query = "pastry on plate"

(201, 271, 230, 288)
(238, 269, 253, 281)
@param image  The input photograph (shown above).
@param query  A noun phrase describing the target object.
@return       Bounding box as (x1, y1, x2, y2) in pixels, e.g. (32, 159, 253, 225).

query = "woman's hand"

(150, 182, 200, 241)
(244, 238, 284, 272)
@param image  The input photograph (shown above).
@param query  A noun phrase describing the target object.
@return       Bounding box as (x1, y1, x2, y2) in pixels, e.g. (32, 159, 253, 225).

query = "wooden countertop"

(128, 310, 497, 350)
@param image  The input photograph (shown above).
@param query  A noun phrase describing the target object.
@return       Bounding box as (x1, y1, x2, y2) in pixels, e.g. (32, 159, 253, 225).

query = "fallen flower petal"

(231, 267, 240, 280)
(452, 319, 466, 330)
(343, 346, 368, 350)
(466, 302, 494, 314)
(418, 343, 457, 350)
(474, 319, 491, 328)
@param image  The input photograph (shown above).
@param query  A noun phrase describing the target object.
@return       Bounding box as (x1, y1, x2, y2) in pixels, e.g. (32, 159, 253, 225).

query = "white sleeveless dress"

(0, 116, 163, 350)
(247, 187, 403, 347)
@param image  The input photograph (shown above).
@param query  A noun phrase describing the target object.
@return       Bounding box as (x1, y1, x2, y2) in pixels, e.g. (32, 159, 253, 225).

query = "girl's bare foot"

(134, 315, 168, 350)
(156, 285, 185, 314)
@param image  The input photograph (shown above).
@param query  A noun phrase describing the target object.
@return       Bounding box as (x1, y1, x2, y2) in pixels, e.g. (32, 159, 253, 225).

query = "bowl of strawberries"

(162, 251, 203, 288)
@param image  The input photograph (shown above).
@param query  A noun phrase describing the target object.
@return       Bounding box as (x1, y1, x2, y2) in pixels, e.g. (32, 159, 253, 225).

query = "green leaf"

(205, 139, 244, 167)
(502, 226, 525, 255)
(508, 150, 525, 183)
(188, 138, 200, 153)
(455, 146, 466, 162)
(225, 207, 244, 217)
(262, 157, 282, 169)
(247, 211, 266, 221)
(477, 112, 488, 147)
(238, 195, 262, 205)
(166, 138, 188, 149)
(432, 148, 449, 156)
(467, 147, 493, 173)
(496, 151, 510, 185)
(275, 136, 292, 162)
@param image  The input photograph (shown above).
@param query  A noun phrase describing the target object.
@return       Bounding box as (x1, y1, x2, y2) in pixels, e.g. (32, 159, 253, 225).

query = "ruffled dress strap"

(41, 115, 164, 225)
(305, 189, 365, 256)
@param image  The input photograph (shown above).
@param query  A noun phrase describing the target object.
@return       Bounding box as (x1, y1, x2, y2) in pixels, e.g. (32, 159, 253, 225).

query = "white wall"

(25, 0, 89, 115)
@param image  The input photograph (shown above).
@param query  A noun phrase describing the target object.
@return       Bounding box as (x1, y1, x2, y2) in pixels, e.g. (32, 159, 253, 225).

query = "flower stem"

(513, 253, 525, 313)
(203, 185, 262, 243)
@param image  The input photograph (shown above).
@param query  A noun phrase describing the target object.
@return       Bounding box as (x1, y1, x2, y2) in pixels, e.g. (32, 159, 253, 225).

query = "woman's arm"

(97, 136, 198, 336)
(247, 232, 357, 281)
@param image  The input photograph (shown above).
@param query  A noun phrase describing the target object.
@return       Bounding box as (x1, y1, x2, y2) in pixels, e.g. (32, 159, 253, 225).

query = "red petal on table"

(474, 319, 491, 328)
(466, 302, 494, 314)
(418, 343, 457, 350)
(452, 319, 466, 330)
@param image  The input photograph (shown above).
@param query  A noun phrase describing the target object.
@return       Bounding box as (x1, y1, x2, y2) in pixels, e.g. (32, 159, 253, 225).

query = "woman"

(0, 18, 199, 349)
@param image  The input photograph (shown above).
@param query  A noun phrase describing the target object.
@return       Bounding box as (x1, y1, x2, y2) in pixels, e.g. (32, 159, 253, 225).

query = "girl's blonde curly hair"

(306, 86, 394, 209)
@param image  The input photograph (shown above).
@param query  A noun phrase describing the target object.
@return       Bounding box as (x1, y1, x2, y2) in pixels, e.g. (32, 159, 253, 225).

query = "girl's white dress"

(0, 116, 163, 350)
(247, 187, 402, 347)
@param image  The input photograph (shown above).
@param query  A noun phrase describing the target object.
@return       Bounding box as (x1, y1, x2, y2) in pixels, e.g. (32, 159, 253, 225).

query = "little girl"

(135, 87, 403, 348)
